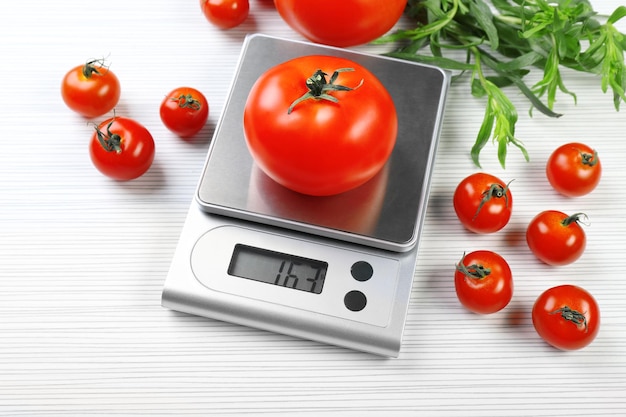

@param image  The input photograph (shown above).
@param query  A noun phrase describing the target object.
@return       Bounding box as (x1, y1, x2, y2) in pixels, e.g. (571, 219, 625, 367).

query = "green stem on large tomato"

(287, 68, 364, 114)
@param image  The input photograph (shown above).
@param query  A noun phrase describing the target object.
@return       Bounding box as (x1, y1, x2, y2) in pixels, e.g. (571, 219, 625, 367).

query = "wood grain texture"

(1, 1, 625, 416)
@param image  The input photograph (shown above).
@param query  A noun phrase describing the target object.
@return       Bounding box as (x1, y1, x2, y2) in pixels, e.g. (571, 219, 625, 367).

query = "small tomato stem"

(456, 253, 491, 280)
(561, 212, 588, 227)
(82, 57, 109, 79)
(94, 119, 122, 153)
(581, 150, 599, 167)
(473, 180, 513, 220)
(550, 305, 588, 332)
(171, 94, 202, 111)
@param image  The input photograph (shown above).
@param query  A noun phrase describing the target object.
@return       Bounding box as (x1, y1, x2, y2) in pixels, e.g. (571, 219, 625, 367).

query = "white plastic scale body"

(162, 34, 450, 357)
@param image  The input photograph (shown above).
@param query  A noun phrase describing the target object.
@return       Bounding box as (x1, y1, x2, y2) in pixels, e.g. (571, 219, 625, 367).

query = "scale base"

(162, 204, 418, 357)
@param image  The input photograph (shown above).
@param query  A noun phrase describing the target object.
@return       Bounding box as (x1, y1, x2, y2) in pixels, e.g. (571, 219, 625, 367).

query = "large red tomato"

(274, 0, 406, 47)
(243, 55, 397, 196)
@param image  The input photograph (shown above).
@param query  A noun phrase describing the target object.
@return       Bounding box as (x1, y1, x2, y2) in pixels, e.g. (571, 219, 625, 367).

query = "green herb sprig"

(377, 0, 626, 168)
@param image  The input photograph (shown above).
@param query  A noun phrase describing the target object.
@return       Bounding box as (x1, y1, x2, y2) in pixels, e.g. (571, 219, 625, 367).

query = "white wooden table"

(1, 1, 625, 415)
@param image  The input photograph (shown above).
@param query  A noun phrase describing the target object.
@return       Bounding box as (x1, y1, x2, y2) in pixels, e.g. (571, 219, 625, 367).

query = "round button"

(344, 290, 367, 312)
(351, 261, 373, 282)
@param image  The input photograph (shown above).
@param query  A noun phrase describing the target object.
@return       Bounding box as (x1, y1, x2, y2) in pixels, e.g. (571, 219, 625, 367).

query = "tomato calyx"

(561, 212, 588, 227)
(581, 149, 599, 167)
(287, 67, 364, 114)
(82, 58, 109, 79)
(170, 94, 202, 111)
(93, 119, 123, 154)
(456, 253, 491, 280)
(473, 180, 513, 221)
(549, 305, 588, 332)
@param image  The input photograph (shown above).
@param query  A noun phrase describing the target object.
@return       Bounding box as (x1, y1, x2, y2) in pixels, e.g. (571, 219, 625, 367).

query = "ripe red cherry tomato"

(89, 116, 155, 181)
(546, 142, 602, 197)
(454, 250, 513, 314)
(243, 55, 397, 196)
(274, 0, 406, 47)
(160, 87, 209, 138)
(61, 58, 121, 118)
(453, 173, 513, 233)
(532, 285, 600, 350)
(526, 210, 587, 266)
(200, 0, 249, 29)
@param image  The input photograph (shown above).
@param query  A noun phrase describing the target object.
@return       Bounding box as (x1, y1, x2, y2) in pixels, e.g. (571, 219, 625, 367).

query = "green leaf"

(508, 75, 563, 118)
(490, 0, 520, 15)
(429, 32, 443, 57)
(475, 50, 531, 79)
(469, 0, 500, 50)
(471, 78, 487, 97)
(399, 37, 428, 55)
(485, 76, 515, 89)
(375, 0, 459, 44)
(385, 52, 474, 71)
(608, 6, 626, 24)
(497, 130, 509, 167)
(471, 103, 495, 167)
(602, 25, 626, 110)
(497, 52, 543, 71)
(478, 76, 527, 168)
(579, 32, 607, 71)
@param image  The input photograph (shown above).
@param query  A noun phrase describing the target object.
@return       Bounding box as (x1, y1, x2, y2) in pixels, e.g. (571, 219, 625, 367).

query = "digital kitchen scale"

(162, 34, 450, 357)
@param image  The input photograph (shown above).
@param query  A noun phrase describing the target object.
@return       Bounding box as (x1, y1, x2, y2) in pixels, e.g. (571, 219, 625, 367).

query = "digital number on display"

(228, 244, 328, 294)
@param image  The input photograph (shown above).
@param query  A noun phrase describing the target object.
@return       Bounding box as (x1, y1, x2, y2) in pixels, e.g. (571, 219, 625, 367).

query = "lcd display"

(228, 244, 327, 294)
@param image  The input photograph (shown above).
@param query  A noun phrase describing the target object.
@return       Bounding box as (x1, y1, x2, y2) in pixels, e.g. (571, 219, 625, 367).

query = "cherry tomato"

(526, 210, 587, 266)
(274, 0, 406, 47)
(61, 59, 121, 118)
(89, 116, 155, 181)
(532, 285, 600, 350)
(159, 87, 209, 138)
(453, 173, 513, 233)
(454, 250, 513, 314)
(200, 0, 249, 29)
(546, 142, 602, 197)
(243, 55, 397, 196)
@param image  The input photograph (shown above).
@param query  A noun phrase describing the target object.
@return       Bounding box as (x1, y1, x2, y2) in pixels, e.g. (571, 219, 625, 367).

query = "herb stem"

(493, 14, 522, 26)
